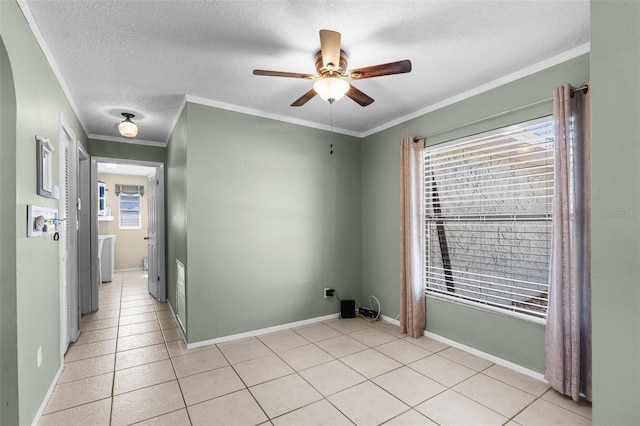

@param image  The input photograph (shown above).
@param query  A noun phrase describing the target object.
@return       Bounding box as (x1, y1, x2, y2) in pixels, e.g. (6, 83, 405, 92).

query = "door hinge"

(156, 180, 159, 185)
(157, 276, 160, 282)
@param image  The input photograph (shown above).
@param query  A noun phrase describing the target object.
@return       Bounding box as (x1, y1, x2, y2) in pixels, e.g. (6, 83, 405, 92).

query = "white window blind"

(119, 193, 141, 229)
(424, 117, 553, 320)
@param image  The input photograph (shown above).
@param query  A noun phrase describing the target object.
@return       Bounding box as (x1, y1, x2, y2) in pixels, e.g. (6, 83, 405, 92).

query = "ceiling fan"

(253, 29, 412, 107)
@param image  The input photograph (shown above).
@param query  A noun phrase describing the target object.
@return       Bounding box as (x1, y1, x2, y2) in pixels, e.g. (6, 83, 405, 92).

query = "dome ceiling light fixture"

(253, 29, 412, 107)
(313, 77, 350, 104)
(118, 112, 138, 138)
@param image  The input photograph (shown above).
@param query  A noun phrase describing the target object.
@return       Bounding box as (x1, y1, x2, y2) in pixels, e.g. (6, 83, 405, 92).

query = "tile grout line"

(56, 271, 591, 425)
(109, 271, 124, 426)
(158, 282, 193, 426)
(216, 339, 273, 423)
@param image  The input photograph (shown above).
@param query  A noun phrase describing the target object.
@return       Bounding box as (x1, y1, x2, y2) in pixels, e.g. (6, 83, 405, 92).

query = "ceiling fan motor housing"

(315, 50, 348, 77)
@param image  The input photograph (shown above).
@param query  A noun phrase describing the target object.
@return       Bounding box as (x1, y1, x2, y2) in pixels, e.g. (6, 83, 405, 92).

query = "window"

(119, 193, 141, 229)
(424, 117, 553, 320)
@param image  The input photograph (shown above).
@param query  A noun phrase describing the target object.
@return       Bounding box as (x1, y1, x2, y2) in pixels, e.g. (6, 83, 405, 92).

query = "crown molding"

(361, 43, 591, 138)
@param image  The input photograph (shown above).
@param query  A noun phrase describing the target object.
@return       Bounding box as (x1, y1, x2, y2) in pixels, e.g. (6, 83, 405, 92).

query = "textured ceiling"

(22, 0, 589, 145)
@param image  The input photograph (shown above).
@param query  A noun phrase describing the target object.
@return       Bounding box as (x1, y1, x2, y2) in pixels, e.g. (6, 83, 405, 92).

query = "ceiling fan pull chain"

(330, 103, 335, 155)
(329, 102, 333, 133)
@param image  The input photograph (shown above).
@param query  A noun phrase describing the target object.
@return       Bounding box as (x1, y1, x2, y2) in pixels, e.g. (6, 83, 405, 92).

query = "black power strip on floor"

(357, 307, 379, 319)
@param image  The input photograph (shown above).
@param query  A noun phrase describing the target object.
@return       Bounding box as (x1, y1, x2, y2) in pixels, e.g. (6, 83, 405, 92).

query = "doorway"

(88, 158, 166, 310)
(59, 117, 80, 355)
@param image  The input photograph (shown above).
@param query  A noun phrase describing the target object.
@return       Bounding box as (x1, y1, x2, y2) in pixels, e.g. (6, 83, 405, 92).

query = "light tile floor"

(39, 270, 592, 425)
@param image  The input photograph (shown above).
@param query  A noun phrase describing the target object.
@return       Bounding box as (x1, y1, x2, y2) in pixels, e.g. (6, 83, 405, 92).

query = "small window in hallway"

(120, 193, 141, 229)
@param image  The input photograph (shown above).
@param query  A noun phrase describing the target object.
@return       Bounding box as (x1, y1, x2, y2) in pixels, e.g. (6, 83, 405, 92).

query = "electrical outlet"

(324, 288, 334, 298)
(37, 346, 42, 368)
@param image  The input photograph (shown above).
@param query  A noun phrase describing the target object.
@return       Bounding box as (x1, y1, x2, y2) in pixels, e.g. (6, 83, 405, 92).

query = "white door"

(59, 119, 79, 355)
(60, 135, 70, 354)
(147, 168, 165, 300)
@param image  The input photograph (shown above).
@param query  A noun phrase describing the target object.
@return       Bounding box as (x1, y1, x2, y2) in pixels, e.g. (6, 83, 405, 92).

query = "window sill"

(98, 216, 114, 222)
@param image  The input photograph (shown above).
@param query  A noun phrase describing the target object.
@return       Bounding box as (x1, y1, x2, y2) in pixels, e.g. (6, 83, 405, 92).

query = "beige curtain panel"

(545, 82, 592, 402)
(400, 136, 426, 338)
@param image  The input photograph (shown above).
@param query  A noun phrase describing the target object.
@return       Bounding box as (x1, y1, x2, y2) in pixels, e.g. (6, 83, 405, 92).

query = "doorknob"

(143, 237, 149, 240)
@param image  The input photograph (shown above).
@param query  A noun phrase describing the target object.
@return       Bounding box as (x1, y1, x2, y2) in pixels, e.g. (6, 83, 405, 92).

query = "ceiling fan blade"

(349, 60, 412, 79)
(291, 88, 317, 107)
(346, 84, 374, 107)
(253, 70, 315, 79)
(319, 29, 341, 73)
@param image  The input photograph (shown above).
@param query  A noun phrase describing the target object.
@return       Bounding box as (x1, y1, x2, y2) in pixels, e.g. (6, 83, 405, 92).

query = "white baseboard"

(380, 314, 400, 325)
(114, 267, 144, 272)
(31, 363, 64, 426)
(187, 313, 340, 349)
(421, 330, 546, 382)
(164, 306, 544, 382)
(379, 314, 545, 382)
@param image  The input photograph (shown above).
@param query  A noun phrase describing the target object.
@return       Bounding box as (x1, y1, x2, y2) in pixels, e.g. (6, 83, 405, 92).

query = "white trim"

(422, 330, 546, 382)
(87, 133, 166, 147)
(187, 313, 340, 349)
(380, 314, 399, 325)
(31, 364, 63, 426)
(185, 95, 361, 138)
(17, 1, 87, 134)
(377, 315, 545, 382)
(361, 43, 590, 138)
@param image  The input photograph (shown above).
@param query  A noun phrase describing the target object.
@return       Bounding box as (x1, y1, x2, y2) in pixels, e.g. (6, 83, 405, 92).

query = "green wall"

(362, 54, 590, 373)
(0, 1, 88, 423)
(6, 0, 640, 422)
(166, 105, 188, 325)
(591, 1, 640, 423)
(88, 138, 166, 163)
(168, 103, 363, 343)
(0, 35, 19, 426)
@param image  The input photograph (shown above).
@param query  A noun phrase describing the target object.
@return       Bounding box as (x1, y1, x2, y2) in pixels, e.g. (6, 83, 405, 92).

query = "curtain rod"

(413, 84, 589, 143)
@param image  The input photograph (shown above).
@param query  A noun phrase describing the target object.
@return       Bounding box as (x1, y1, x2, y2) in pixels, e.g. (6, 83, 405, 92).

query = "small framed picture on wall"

(27, 204, 58, 237)
(36, 135, 54, 198)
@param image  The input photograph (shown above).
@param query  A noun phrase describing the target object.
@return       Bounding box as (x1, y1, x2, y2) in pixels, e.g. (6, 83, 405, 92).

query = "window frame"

(119, 193, 142, 230)
(423, 116, 554, 323)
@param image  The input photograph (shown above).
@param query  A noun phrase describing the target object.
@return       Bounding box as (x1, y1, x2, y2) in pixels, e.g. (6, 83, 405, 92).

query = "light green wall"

(88, 138, 166, 163)
(175, 103, 362, 343)
(362, 54, 590, 373)
(5, 0, 637, 421)
(166, 105, 188, 325)
(0, 1, 88, 423)
(0, 35, 19, 426)
(591, 1, 640, 423)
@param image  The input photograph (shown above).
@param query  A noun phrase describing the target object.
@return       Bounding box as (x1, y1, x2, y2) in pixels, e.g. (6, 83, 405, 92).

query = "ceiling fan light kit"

(118, 112, 138, 138)
(313, 77, 350, 104)
(253, 29, 411, 107)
